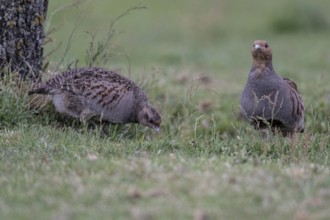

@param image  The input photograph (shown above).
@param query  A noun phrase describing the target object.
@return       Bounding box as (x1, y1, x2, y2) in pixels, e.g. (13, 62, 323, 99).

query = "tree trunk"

(0, 0, 48, 82)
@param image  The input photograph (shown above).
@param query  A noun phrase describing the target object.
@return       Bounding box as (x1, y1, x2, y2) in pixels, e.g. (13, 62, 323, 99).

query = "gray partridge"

(240, 40, 304, 136)
(28, 67, 161, 131)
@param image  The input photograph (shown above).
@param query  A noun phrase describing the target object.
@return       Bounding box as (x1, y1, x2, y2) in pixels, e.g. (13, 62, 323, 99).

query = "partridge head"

(138, 104, 161, 132)
(252, 40, 272, 62)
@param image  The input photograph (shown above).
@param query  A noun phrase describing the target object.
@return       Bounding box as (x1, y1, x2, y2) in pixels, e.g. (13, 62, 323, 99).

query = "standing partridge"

(240, 40, 304, 136)
(28, 67, 161, 131)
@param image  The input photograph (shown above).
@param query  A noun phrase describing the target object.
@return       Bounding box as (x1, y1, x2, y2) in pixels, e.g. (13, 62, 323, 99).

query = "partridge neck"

(252, 58, 272, 68)
(250, 59, 274, 78)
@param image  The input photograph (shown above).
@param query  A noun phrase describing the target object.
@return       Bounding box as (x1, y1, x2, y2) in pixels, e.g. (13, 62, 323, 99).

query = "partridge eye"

(265, 44, 269, 48)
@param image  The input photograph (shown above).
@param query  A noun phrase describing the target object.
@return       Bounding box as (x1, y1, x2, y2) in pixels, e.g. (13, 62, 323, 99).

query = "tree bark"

(0, 0, 48, 82)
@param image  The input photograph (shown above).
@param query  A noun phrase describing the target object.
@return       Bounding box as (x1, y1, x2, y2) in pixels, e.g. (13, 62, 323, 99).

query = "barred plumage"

(240, 40, 304, 136)
(28, 67, 161, 131)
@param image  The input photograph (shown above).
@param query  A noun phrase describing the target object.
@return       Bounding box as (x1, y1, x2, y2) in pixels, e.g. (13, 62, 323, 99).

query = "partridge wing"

(283, 77, 304, 122)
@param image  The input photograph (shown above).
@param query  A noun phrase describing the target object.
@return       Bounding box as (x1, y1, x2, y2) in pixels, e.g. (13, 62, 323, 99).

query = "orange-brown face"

(251, 40, 272, 61)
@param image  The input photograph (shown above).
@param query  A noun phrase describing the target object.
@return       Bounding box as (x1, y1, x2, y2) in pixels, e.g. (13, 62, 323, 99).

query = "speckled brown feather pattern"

(240, 40, 304, 136)
(29, 67, 161, 131)
(283, 77, 304, 122)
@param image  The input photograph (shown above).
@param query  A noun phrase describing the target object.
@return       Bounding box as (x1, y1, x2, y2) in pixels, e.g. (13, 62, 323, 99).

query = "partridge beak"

(254, 44, 261, 49)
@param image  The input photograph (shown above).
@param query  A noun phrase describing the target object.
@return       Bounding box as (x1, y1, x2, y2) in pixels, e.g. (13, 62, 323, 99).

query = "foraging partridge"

(240, 40, 304, 136)
(28, 67, 161, 131)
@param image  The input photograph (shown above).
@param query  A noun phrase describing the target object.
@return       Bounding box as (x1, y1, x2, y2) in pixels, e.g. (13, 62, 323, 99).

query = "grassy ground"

(1, 0, 330, 219)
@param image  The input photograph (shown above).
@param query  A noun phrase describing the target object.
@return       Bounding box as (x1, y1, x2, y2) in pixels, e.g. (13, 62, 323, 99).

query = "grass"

(1, 0, 330, 219)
